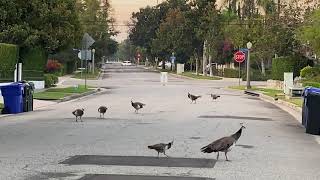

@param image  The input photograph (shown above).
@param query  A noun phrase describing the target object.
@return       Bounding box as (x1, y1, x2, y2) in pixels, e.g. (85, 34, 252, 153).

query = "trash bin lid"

(303, 87, 320, 96)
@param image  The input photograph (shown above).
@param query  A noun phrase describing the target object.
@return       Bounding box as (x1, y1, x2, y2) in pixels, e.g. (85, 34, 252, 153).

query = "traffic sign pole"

(234, 51, 246, 86)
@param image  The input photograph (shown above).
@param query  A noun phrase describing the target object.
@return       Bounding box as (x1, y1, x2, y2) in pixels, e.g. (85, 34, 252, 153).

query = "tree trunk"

(261, 59, 266, 76)
(209, 53, 213, 77)
(203, 40, 207, 76)
(162, 59, 165, 70)
(195, 54, 199, 75)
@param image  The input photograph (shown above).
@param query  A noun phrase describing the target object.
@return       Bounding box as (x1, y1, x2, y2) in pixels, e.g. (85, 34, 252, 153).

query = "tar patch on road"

(61, 155, 216, 168)
(79, 174, 215, 180)
(198, 115, 273, 121)
(236, 144, 255, 149)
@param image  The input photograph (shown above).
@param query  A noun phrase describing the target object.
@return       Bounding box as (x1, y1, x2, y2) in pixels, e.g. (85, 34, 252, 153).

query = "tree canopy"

(0, 0, 81, 53)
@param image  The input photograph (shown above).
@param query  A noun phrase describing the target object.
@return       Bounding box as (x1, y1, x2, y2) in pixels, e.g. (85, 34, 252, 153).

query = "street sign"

(234, 51, 246, 63)
(170, 56, 176, 63)
(82, 33, 95, 49)
(80, 50, 92, 60)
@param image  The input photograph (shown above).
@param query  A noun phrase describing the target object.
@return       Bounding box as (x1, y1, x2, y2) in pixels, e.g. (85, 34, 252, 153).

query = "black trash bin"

(302, 87, 320, 135)
(22, 82, 35, 112)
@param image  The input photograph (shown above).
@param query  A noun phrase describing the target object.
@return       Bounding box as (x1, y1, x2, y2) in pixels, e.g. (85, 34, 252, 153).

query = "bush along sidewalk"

(33, 85, 95, 101)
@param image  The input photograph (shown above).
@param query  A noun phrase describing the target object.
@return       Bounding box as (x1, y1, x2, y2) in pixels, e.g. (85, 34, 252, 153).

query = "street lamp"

(246, 42, 252, 89)
(92, 48, 95, 74)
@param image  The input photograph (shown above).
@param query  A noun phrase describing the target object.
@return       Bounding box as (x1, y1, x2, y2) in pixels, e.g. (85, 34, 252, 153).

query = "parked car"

(122, 61, 132, 66)
(158, 61, 172, 68)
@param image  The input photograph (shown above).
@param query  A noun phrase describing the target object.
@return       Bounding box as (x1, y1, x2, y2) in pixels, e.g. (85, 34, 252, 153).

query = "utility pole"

(246, 42, 252, 89)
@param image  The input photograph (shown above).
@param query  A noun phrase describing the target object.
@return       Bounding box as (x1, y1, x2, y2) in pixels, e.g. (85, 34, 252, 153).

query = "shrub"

(300, 66, 320, 78)
(46, 59, 62, 73)
(271, 57, 295, 80)
(44, 74, 58, 88)
(21, 47, 46, 80)
(242, 69, 272, 81)
(272, 55, 312, 80)
(303, 81, 320, 88)
(223, 68, 239, 78)
(0, 43, 18, 82)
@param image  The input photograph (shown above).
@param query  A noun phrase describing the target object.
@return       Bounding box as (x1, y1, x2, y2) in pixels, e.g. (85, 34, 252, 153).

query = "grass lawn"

(73, 70, 100, 79)
(34, 85, 93, 100)
(181, 72, 222, 80)
(229, 85, 303, 107)
(0, 103, 3, 109)
(286, 98, 303, 107)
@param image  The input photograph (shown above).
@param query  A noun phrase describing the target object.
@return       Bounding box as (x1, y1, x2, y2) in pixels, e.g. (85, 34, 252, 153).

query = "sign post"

(136, 53, 141, 65)
(234, 51, 246, 86)
(81, 33, 95, 89)
(170, 53, 176, 71)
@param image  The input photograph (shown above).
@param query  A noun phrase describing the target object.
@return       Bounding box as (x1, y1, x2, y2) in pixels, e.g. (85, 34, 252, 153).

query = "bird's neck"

(231, 128, 242, 141)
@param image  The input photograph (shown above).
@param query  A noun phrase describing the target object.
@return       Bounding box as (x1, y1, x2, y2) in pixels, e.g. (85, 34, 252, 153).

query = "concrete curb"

(0, 88, 108, 118)
(243, 90, 302, 119)
(142, 66, 223, 81)
(56, 89, 99, 103)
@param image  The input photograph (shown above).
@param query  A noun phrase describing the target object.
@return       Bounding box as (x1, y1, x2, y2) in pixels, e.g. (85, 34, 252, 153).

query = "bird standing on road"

(148, 140, 174, 157)
(210, 94, 220, 101)
(98, 106, 108, 118)
(131, 100, 146, 113)
(201, 123, 246, 161)
(72, 108, 84, 122)
(188, 93, 201, 104)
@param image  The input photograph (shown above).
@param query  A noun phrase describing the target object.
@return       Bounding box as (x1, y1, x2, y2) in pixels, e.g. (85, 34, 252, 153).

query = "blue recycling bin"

(302, 87, 320, 135)
(0, 83, 24, 114)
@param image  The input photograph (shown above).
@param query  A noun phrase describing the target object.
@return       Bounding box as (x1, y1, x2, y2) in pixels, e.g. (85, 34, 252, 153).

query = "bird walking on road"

(72, 108, 84, 122)
(98, 106, 108, 118)
(201, 123, 246, 161)
(188, 93, 201, 104)
(210, 94, 220, 101)
(131, 99, 146, 113)
(148, 140, 174, 158)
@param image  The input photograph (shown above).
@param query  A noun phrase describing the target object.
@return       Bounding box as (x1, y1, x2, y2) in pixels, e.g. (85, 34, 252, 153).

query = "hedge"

(0, 43, 18, 82)
(223, 68, 239, 78)
(21, 47, 46, 81)
(44, 74, 58, 88)
(271, 55, 312, 80)
(242, 69, 272, 81)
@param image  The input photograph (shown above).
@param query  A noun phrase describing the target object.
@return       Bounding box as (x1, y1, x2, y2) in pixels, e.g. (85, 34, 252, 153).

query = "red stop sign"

(234, 51, 246, 63)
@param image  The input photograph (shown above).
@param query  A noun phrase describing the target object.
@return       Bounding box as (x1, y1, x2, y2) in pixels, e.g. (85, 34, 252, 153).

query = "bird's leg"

(225, 152, 229, 161)
(216, 152, 219, 160)
(81, 116, 83, 122)
(100, 113, 101, 118)
(164, 151, 169, 158)
(76, 117, 78, 122)
(157, 152, 159, 158)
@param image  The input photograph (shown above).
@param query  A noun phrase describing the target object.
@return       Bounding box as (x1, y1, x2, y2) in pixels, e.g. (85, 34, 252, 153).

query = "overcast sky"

(110, 0, 162, 42)
(110, 0, 224, 43)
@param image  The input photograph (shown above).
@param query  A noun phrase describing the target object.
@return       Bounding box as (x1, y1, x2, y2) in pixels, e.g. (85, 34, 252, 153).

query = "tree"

(77, 0, 118, 63)
(0, 0, 81, 53)
(129, 6, 163, 58)
(152, 8, 193, 68)
(117, 39, 136, 61)
(296, 8, 320, 56)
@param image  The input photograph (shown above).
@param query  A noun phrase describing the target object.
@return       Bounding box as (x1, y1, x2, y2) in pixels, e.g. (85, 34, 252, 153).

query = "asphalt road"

(0, 64, 319, 180)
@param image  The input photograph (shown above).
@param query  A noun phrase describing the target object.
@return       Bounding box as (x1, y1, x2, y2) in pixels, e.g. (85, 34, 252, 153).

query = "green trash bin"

(23, 82, 34, 112)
